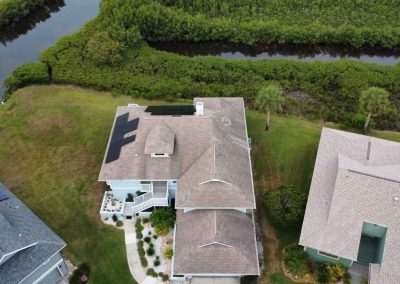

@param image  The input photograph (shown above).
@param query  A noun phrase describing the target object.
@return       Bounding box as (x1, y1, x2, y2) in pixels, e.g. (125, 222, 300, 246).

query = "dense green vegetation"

(99, 0, 400, 48)
(4, 0, 400, 130)
(0, 0, 45, 26)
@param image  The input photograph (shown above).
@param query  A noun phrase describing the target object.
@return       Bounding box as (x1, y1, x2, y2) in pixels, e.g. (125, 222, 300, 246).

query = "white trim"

(199, 242, 233, 248)
(175, 206, 256, 210)
(242, 99, 257, 211)
(318, 250, 340, 260)
(0, 242, 38, 264)
(198, 179, 231, 186)
(18, 249, 66, 284)
(251, 211, 261, 276)
(171, 223, 178, 278)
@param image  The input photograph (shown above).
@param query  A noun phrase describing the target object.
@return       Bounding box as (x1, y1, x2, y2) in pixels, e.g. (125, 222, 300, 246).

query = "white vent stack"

(196, 102, 204, 116)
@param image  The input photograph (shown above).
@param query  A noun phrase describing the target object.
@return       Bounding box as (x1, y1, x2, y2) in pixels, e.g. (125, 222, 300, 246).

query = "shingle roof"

(99, 98, 255, 209)
(173, 209, 259, 275)
(144, 122, 175, 155)
(299, 128, 400, 284)
(0, 183, 66, 284)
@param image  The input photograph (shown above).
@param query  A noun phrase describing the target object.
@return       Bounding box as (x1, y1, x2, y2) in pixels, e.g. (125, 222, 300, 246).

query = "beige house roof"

(144, 122, 175, 155)
(98, 98, 255, 209)
(299, 128, 400, 284)
(173, 209, 259, 275)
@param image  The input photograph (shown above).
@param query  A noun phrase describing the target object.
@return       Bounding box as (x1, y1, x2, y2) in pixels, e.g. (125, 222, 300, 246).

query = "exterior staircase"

(124, 187, 169, 216)
(357, 235, 379, 265)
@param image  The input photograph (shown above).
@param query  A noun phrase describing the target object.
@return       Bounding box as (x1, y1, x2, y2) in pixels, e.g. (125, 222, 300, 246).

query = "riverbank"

(0, 0, 46, 26)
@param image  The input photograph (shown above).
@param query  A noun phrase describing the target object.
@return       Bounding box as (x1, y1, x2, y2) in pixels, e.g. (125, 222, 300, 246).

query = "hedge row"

(0, 0, 45, 26)
(99, 0, 400, 48)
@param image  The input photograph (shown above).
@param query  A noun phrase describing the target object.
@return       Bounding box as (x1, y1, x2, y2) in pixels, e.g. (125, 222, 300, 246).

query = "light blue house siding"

(361, 222, 387, 264)
(305, 247, 353, 267)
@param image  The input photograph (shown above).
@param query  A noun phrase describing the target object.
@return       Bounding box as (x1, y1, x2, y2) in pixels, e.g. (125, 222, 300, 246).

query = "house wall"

(362, 222, 387, 263)
(106, 180, 140, 199)
(305, 247, 353, 267)
(21, 252, 67, 284)
(168, 181, 177, 199)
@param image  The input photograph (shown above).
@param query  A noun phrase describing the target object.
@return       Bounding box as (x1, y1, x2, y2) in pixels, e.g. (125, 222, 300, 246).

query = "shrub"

(70, 263, 90, 284)
(86, 31, 123, 65)
(149, 243, 154, 248)
(146, 247, 155, 256)
(316, 263, 349, 284)
(137, 240, 148, 267)
(126, 193, 133, 202)
(148, 231, 152, 235)
(135, 218, 144, 239)
(154, 256, 160, 266)
(116, 220, 123, 227)
(146, 268, 158, 277)
(142, 217, 150, 223)
(112, 214, 118, 222)
(158, 272, 169, 281)
(164, 247, 174, 259)
(153, 235, 158, 240)
(150, 208, 176, 236)
(4, 62, 49, 94)
(283, 244, 308, 276)
(0, 0, 46, 26)
(240, 276, 258, 284)
(264, 185, 307, 228)
(346, 113, 376, 130)
(143, 236, 151, 243)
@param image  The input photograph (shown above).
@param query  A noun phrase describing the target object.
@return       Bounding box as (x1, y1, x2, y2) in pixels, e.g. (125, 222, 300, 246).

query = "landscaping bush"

(283, 244, 309, 276)
(116, 220, 123, 227)
(126, 193, 133, 202)
(154, 256, 161, 267)
(142, 217, 150, 223)
(137, 240, 148, 267)
(3, 62, 49, 94)
(153, 235, 158, 240)
(135, 218, 144, 239)
(316, 263, 349, 284)
(143, 236, 151, 243)
(264, 185, 307, 228)
(112, 214, 118, 222)
(70, 263, 90, 284)
(158, 272, 169, 282)
(164, 247, 174, 259)
(146, 268, 158, 277)
(146, 247, 155, 256)
(150, 208, 176, 236)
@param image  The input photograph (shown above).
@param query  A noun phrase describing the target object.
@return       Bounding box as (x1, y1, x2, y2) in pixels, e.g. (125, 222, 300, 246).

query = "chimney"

(196, 102, 204, 116)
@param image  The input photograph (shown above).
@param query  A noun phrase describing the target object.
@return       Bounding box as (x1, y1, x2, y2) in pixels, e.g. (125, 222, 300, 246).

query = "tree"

(359, 87, 390, 132)
(264, 185, 307, 228)
(256, 85, 285, 131)
(86, 31, 123, 65)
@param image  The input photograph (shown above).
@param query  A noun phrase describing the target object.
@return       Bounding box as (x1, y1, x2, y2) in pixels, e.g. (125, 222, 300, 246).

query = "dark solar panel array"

(145, 105, 195, 116)
(0, 190, 10, 201)
(106, 113, 139, 163)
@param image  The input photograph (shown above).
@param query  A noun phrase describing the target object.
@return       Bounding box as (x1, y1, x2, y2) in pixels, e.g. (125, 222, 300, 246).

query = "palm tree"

(359, 87, 390, 132)
(256, 85, 285, 131)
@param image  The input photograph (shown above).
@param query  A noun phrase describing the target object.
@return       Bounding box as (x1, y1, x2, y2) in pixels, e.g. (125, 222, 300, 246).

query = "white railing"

(139, 183, 152, 192)
(131, 188, 169, 215)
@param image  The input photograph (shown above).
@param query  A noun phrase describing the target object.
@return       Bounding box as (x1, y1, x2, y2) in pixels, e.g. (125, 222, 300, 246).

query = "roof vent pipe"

(196, 102, 204, 116)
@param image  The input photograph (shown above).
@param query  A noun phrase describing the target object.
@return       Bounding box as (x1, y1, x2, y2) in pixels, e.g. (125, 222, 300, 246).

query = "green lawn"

(1, 85, 399, 283)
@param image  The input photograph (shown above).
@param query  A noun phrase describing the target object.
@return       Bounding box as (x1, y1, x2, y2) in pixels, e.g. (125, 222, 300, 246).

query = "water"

(0, 0, 100, 101)
(150, 41, 400, 65)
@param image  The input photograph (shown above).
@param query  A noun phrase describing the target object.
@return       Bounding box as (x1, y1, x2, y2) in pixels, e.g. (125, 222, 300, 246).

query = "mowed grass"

(0, 85, 181, 284)
(247, 112, 400, 283)
(1, 85, 400, 284)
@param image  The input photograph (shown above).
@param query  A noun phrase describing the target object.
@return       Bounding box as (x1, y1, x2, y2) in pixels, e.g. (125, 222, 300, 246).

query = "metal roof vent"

(393, 196, 400, 207)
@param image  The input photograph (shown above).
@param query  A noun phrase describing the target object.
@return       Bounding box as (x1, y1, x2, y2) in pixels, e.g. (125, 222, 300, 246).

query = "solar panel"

(145, 105, 195, 116)
(105, 114, 139, 163)
(0, 190, 10, 201)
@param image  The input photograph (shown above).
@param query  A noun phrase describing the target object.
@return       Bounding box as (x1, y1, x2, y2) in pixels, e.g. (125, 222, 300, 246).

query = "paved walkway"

(124, 218, 169, 284)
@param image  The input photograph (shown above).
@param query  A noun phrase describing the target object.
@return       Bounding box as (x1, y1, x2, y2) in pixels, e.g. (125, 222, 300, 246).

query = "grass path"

(1, 85, 399, 283)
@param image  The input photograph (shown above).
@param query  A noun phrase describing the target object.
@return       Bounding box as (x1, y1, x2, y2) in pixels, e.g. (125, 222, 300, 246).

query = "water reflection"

(0, 0, 66, 45)
(150, 41, 400, 65)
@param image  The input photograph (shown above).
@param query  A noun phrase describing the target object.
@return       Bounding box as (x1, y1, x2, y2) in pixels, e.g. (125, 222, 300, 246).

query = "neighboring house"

(299, 128, 400, 283)
(98, 98, 260, 280)
(0, 183, 68, 284)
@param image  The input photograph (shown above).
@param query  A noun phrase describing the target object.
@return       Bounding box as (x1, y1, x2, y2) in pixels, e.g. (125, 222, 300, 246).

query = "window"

(318, 251, 339, 260)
